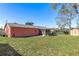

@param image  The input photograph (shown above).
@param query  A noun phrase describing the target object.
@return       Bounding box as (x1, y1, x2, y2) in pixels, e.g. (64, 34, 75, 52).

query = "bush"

(63, 31, 69, 35)
(48, 32, 57, 36)
(3, 35, 6, 37)
(0, 35, 6, 37)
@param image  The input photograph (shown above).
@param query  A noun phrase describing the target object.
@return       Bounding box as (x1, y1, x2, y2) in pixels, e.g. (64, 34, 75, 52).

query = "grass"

(0, 35, 79, 56)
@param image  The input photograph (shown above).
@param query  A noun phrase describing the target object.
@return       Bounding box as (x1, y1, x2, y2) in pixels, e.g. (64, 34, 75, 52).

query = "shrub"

(48, 32, 57, 36)
(64, 31, 69, 35)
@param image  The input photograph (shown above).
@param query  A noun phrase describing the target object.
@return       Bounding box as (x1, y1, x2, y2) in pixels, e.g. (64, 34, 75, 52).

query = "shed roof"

(70, 28, 79, 30)
(6, 23, 48, 29)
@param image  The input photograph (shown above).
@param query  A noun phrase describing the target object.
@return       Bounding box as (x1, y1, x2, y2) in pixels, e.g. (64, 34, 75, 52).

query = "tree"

(77, 21, 79, 28)
(72, 4, 79, 28)
(51, 3, 77, 30)
(56, 15, 68, 30)
(25, 22, 34, 26)
(72, 4, 79, 14)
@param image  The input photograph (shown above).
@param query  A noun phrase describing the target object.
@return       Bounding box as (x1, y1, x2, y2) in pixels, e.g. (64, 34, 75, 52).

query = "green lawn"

(0, 35, 79, 56)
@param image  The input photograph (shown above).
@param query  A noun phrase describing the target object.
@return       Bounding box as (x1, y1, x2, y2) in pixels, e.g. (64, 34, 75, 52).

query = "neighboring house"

(4, 23, 49, 37)
(0, 29, 5, 36)
(70, 28, 79, 36)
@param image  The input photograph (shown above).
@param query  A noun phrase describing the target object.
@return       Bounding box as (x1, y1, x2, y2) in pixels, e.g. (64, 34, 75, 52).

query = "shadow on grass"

(0, 44, 21, 56)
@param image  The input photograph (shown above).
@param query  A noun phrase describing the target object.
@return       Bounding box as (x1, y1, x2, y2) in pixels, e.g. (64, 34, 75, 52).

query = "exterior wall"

(4, 25, 11, 37)
(70, 29, 79, 36)
(10, 27, 40, 37)
(41, 29, 46, 36)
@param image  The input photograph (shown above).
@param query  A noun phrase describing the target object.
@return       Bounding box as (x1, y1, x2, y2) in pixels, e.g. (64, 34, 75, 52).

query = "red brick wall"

(10, 27, 40, 37)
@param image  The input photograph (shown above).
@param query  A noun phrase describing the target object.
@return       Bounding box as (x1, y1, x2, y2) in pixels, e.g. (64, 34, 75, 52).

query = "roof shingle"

(7, 23, 48, 29)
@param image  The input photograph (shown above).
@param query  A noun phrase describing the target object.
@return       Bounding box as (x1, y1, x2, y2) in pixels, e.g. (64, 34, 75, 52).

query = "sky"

(0, 3, 77, 28)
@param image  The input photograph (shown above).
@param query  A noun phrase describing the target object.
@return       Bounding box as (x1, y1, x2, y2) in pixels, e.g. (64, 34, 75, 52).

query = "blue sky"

(0, 3, 77, 28)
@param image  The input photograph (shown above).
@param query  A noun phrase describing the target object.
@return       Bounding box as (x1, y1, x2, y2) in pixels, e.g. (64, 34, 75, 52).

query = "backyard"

(0, 35, 79, 56)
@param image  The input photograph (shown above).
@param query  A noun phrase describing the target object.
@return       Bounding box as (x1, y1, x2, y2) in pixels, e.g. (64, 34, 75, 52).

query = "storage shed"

(4, 23, 48, 37)
(70, 28, 79, 36)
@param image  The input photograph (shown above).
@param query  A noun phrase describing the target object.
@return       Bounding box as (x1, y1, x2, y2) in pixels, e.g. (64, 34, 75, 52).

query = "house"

(70, 28, 79, 36)
(4, 23, 49, 37)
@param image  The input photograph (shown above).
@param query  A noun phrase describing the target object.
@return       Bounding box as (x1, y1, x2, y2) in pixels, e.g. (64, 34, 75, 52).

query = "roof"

(70, 28, 79, 30)
(6, 23, 48, 29)
(48, 28, 59, 30)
